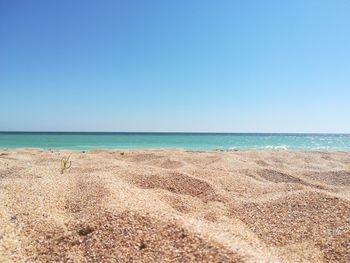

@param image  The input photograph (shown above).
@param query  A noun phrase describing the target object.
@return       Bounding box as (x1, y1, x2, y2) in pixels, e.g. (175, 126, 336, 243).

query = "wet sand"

(0, 149, 349, 262)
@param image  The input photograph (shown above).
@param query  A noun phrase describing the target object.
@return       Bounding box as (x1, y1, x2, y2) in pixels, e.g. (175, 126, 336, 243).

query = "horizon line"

(0, 131, 349, 135)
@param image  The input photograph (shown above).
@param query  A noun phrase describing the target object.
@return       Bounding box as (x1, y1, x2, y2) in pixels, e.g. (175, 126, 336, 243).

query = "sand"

(0, 148, 349, 262)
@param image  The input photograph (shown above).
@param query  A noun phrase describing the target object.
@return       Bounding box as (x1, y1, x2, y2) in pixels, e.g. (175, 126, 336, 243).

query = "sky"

(1, 0, 350, 133)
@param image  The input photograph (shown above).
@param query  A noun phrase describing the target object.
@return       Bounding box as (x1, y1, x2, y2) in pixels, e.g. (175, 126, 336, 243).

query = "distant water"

(0, 132, 349, 151)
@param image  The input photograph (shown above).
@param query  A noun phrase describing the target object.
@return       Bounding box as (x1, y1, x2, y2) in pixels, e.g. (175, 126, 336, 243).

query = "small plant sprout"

(60, 156, 72, 174)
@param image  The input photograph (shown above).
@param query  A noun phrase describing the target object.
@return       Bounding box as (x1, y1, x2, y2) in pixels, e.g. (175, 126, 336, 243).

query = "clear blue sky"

(1, 0, 349, 132)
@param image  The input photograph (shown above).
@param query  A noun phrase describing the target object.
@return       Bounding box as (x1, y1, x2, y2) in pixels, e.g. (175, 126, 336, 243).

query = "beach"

(0, 148, 349, 262)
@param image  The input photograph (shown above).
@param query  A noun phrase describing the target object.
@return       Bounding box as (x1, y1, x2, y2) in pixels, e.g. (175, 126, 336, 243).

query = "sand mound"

(17, 175, 241, 262)
(150, 158, 185, 169)
(232, 191, 350, 262)
(125, 171, 224, 203)
(257, 169, 305, 184)
(1, 149, 350, 262)
(27, 211, 241, 262)
(306, 170, 350, 186)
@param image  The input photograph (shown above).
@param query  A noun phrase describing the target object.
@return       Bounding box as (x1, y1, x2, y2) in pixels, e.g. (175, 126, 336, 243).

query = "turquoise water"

(0, 132, 349, 150)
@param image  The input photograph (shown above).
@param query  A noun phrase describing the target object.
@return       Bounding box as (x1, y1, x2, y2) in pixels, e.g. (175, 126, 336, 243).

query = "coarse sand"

(0, 149, 349, 262)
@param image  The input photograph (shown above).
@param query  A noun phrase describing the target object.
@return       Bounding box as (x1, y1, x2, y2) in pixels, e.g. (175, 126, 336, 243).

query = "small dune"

(231, 192, 350, 262)
(125, 171, 224, 203)
(305, 170, 350, 186)
(257, 169, 304, 184)
(153, 158, 185, 169)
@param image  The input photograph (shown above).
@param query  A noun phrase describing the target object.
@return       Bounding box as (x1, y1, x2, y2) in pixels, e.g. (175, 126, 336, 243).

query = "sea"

(0, 132, 349, 151)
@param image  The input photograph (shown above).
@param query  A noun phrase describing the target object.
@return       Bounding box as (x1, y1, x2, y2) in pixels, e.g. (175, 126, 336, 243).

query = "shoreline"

(1, 147, 350, 152)
(1, 148, 349, 262)
(1, 133, 349, 152)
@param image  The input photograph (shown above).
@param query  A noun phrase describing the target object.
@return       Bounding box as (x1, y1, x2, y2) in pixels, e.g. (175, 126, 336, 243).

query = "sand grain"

(0, 149, 349, 262)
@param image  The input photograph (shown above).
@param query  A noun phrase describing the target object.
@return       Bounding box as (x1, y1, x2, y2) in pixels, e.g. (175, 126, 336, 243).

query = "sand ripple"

(0, 149, 349, 262)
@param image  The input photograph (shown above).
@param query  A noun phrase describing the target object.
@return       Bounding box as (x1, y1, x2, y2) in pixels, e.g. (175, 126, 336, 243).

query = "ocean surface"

(0, 132, 349, 150)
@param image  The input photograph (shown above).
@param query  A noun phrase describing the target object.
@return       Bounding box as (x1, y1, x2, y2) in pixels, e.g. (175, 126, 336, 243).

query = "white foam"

(265, 145, 288, 150)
